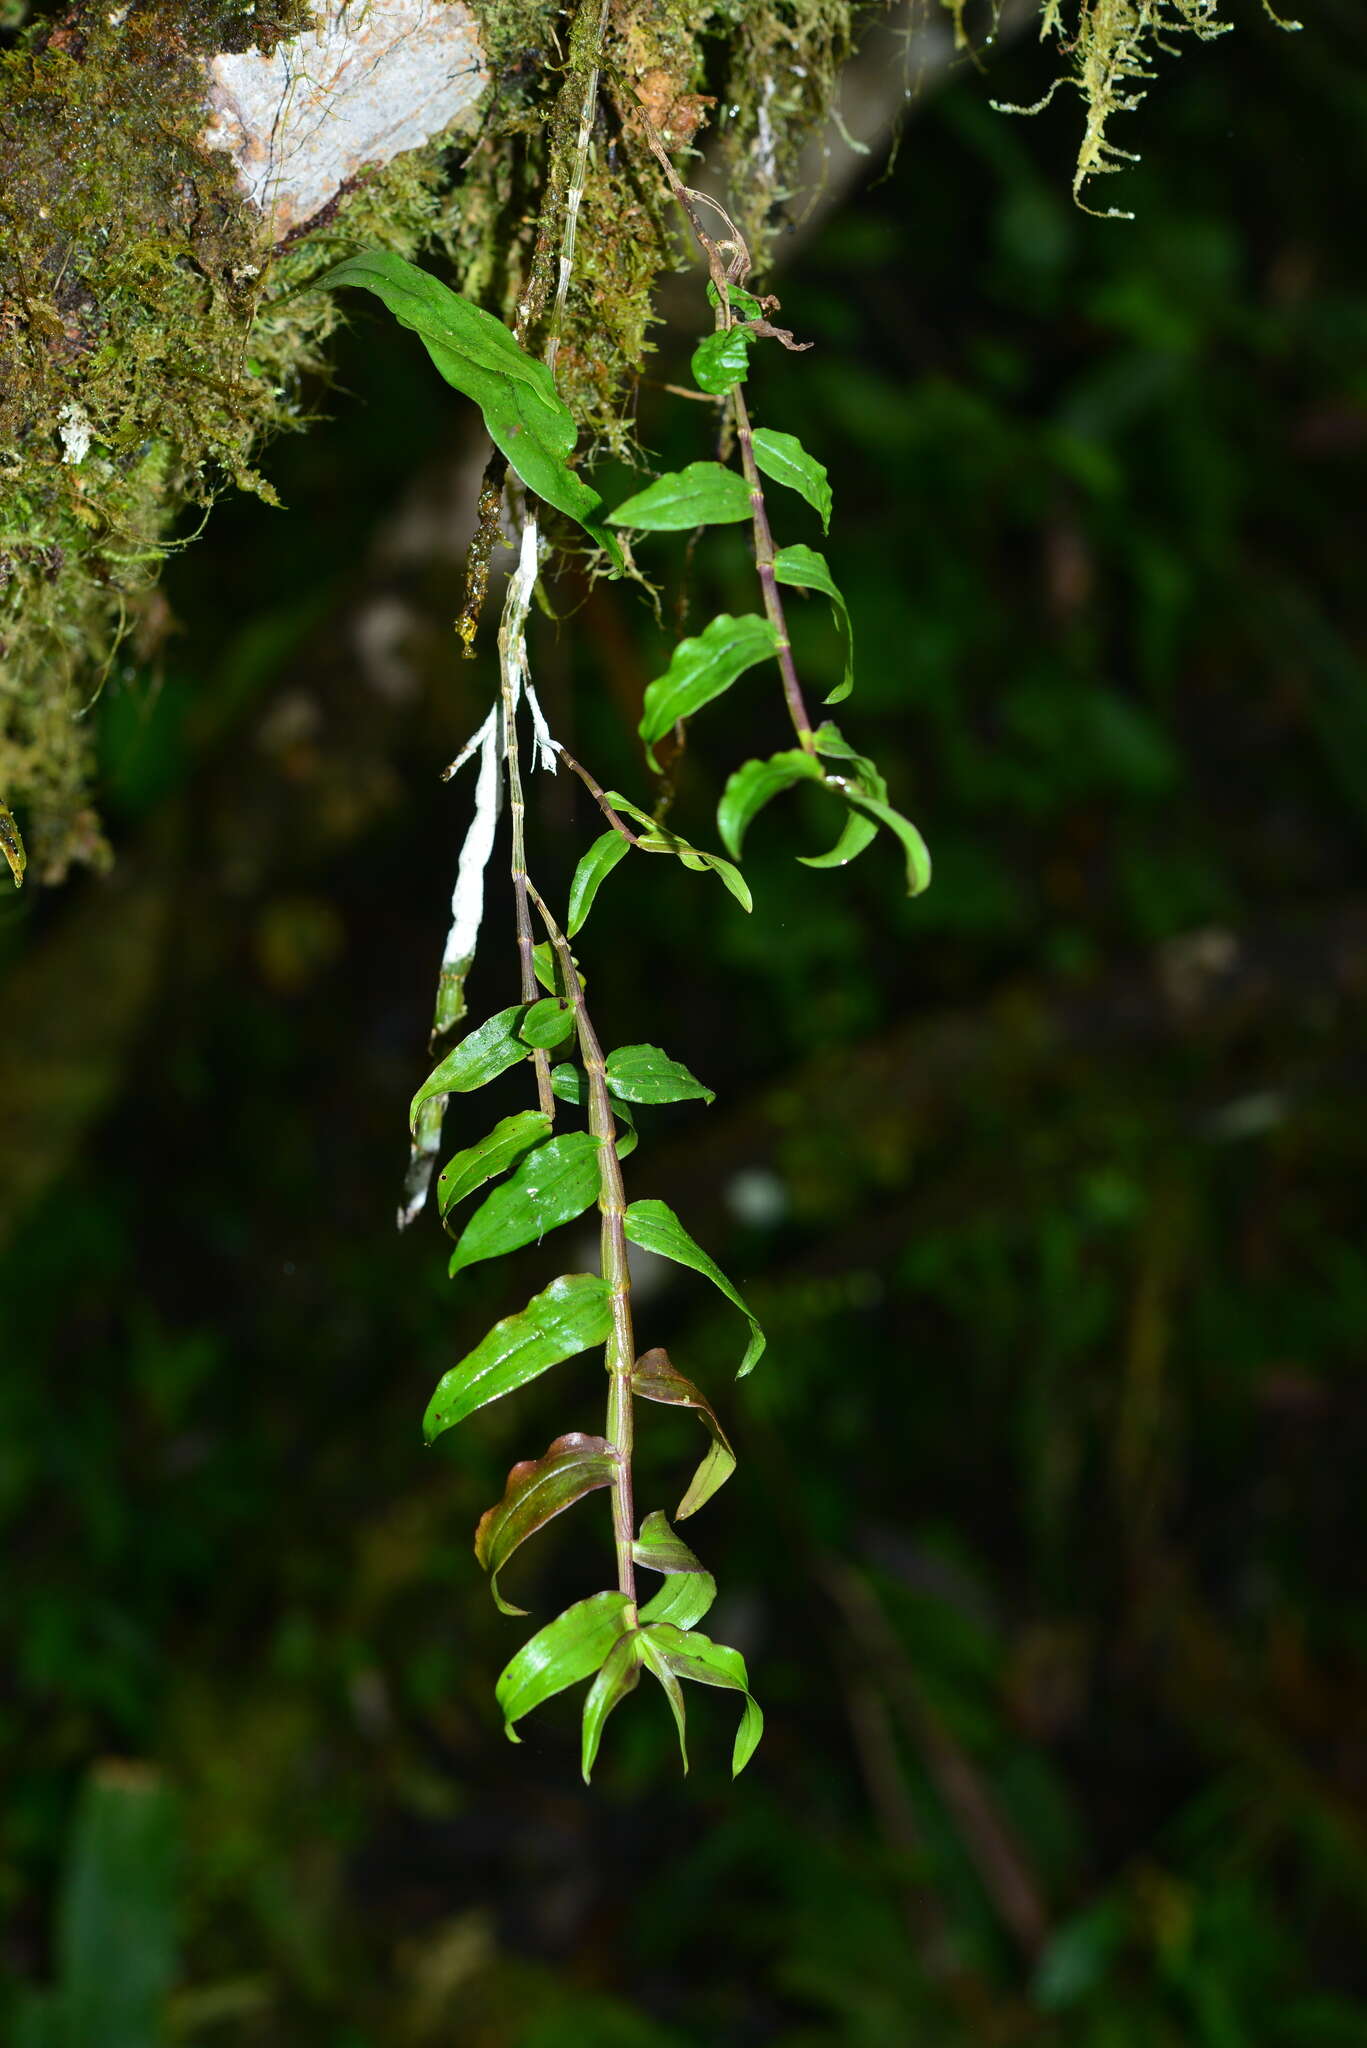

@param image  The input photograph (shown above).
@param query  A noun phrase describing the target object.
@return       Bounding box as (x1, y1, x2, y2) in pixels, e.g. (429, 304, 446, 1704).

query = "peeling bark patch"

(203, 0, 487, 238)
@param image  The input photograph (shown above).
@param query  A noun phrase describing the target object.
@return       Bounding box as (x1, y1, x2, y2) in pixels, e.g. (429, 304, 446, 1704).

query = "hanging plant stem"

(527, 880, 638, 1610)
(730, 376, 816, 752)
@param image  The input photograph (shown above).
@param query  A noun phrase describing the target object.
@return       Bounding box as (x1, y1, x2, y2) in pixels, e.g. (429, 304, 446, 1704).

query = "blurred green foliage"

(2, 5, 1366, 2042)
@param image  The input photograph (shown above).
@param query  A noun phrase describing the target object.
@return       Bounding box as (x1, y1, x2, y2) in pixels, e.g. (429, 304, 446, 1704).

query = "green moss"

(999, 1, 1301, 217)
(0, 0, 880, 877)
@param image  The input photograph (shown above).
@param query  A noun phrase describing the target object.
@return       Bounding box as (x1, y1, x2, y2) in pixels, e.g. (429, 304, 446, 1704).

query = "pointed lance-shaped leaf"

(604, 1045, 715, 1107)
(567, 829, 630, 937)
(635, 1508, 717, 1635)
(640, 1622, 764, 1777)
(604, 794, 753, 912)
(423, 1273, 611, 1441)
(632, 1347, 737, 1518)
(797, 720, 885, 871)
(640, 1630, 691, 1772)
(692, 325, 754, 395)
(807, 723, 931, 893)
(320, 252, 620, 564)
(638, 613, 778, 768)
(581, 1631, 644, 1783)
(717, 748, 826, 861)
(638, 1568, 718, 1633)
(772, 543, 854, 704)
(438, 1110, 553, 1221)
(518, 996, 576, 1049)
(447, 1132, 603, 1277)
(609, 461, 752, 532)
(410, 1005, 531, 1133)
(623, 1201, 766, 1377)
(632, 1507, 708, 1578)
(474, 1432, 618, 1615)
(751, 427, 832, 534)
(847, 793, 933, 897)
(495, 1590, 632, 1741)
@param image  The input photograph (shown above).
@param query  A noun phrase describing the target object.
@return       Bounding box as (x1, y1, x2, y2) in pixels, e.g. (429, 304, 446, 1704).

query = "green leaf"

(706, 280, 764, 321)
(632, 1507, 708, 1578)
(773, 543, 854, 703)
(638, 613, 778, 767)
(581, 1631, 643, 1782)
(496, 1590, 632, 1740)
(797, 806, 879, 869)
(692, 325, 753, 395)
(321, 251, 618, 563)
(438, 1110, 553, 1220)
(846, 793, 933, 896)
(447, 1132, 602, 1277)
(639, 1623, 764, 1776)
(518, 996, 576, 1049)
(474, 1432, 618, 1615)
(751, 427, 831, 533)
(634, 1509, 717, 1638)
(567, 829, 630, 937)
(716, 748, 826, 860)
(609, 461, 752, 532)
(632, 1346, 736, 1518)
(410, 1006, 529, 1131)
(605, 794, 753, 911)
(638, 1569, 718, 1633)
(797, 720, 884, 870)
(639, 1629, 691, 1771)
(605, 1044, 714, 1106)
(423, 1273, 611, 1441)
(623, 1199, 766, 1376)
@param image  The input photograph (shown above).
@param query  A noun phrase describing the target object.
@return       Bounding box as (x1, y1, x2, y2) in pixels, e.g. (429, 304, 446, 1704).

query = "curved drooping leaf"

(640, 1622, 764, 1776)
(581, 1630, 643, 1782)
(797, 806, 880, 870)
(716, 748, 826, 860)
(635, 1508, 717, 1635)
(423, 1273, 611, 1441)
(805, 722, 932, 893)
(624, 1200, 766, 1377)
(604, 1045, 714, 1106)
(639, 1629, 691, 1770)
(797, 719, 884, 871)
(518, 996, 576, 1050)
(751, 426, 832, 533)
(632, 1507, 707, 1578)
(639, 1570, 718, 1633)
(692, 325, 754, 394)
(773, 543, 854, 703)
(604, 794, 753, 911)
(447, 1132, 602, 1277)
(495, 1590, 632, 1741)
(410, 1006, 530, 1132)
(632, 1346, 736, 1518)
(438, 1110, 553, 1221)
(639, 613, 778, 767)
(847, 792, 933, 896)
(474, 1432, 618, 1615)
(609, 461, 752, 532)
(321, 252, 618, 562)
(567, 829, 630, 937)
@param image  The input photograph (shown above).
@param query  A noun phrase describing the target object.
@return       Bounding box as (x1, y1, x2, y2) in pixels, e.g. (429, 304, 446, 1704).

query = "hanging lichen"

(997, 0, 1301, 217)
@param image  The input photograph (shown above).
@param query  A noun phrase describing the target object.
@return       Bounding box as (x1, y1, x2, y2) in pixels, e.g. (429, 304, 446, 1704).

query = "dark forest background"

(4, 5, 1367, 2041)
